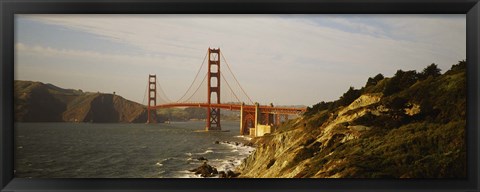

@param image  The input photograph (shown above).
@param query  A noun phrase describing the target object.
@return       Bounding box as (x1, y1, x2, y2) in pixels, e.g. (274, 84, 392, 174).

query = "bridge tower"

(206, 48, 221, 131)
(147, 74, 157, 123)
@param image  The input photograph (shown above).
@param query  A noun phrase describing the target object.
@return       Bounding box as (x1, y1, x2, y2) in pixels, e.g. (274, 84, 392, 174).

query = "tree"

(366, 73, 385, 87)
(305, 101, 331, 116)
(338, 86, 361, 107)
(419, 63, 441, 80)
(383, 70, 418, 96)
(373, 73, 385, 82)
(366, 77, 375, 87)
(445, 60, 466, 75)
(388, 97, 408, 112)
(451, 60, 466, 71)
(384, 96, 411, 125)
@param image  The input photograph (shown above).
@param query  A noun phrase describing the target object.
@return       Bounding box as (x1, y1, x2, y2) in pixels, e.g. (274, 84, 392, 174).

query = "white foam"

(175, 170, 202, 178)
(234, 135, 252, 141)
(195, 149, 214, 155)
(221, 142, 255, 156)
(207, 142, 256, 173)
(158, 157, 181, 165)
(180, 140, 256, 178)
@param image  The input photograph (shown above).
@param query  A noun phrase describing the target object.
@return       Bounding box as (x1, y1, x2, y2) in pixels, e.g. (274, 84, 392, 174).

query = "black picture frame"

(1, 0, 479, 191)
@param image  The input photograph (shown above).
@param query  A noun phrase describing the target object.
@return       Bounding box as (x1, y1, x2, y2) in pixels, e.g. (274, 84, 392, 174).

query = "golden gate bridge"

(143, 48, 306, 136)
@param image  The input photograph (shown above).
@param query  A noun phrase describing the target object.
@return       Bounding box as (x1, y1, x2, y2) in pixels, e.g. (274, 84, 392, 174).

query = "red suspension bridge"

(143, 48, 306, 136)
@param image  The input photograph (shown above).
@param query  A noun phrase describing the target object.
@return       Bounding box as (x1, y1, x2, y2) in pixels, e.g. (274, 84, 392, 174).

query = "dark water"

(15, 121, 254, 178)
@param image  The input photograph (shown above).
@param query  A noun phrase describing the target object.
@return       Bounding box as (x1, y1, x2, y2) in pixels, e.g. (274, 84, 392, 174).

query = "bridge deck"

(149, 103, 306, 114)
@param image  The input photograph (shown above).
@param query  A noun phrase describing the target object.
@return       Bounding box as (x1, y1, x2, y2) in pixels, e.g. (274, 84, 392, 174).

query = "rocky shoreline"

(189, 162, 241, 178)
(188, 140, 254, 178)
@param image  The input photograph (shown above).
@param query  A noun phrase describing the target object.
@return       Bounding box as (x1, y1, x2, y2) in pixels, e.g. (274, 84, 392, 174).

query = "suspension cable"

(176, 51, 209, 103)
(220, 52, 254, 104)
(156, 80, 171, 103)
(142, 81, 149, 106)
(184, 73, 208, 103)
(182, 51, 219, 103)
(220, 72, 241, 103)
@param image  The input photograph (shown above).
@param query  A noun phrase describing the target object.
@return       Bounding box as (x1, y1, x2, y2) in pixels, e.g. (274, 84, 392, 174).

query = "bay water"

(14, 121, 254, 178)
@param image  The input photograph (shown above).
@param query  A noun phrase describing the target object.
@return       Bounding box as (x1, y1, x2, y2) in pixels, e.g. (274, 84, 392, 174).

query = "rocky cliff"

(14, 80, 153, 123)
(238, 62, 466, 178)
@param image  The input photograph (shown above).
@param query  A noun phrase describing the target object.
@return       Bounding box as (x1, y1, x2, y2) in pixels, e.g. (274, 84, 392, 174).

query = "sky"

(14, 14, 466, 106)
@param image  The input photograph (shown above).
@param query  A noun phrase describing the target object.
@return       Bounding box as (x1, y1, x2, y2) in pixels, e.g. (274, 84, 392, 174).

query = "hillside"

(238, 61, 466, 178)
(14, 80, 155, 123)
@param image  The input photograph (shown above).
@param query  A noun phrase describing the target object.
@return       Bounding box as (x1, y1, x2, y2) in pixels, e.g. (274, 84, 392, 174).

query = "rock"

(197, 156, 208, 161)
(214, 141, 220, 144)
(218, 171, 227, 178)
(226, 170, 240, 178)
(190, 162, 217, 177)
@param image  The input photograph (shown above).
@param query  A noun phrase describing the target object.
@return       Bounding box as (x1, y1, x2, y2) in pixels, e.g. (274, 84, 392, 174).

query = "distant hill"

(14, 80, 156, 123)
(239, 61, 466, 178)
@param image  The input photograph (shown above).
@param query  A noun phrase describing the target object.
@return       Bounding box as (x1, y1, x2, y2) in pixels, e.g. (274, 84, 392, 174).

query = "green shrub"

(365, 73, 385, 87)
(383, 70, 418, 96)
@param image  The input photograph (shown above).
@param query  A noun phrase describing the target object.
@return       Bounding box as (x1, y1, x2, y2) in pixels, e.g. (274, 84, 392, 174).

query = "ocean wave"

(195, 149, 214, 155)
(185, 144, 256, 177)
(221, 142, 255, 156)
(158, 157, 182, 165)
(174, 170, 202, 178)
(170, 141, 256, 178)
(205, 142, 256, 173)
(234, 135, 252, 141)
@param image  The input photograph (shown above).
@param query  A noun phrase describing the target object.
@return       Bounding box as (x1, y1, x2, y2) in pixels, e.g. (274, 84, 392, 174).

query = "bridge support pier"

(254, 103, 259, 136)
(240, 104, 244, 135)
(275, 113, 280, 126)
(206, 48, 221, 131)
(240, 103, 254, 135)
(239, 103, 259, 135)
(274, 114, 289, 125)
(147, 74, 157, 124)
(240, 103, 293, 137)
(248, 103, 276, 137)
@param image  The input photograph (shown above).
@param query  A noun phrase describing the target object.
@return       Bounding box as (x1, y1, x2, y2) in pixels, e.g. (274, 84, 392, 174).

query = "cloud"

(15, 42, 202, 103)
(15, 42, 190, 69)
(16, 14, 465, 105)
(326, 16, 388, 37)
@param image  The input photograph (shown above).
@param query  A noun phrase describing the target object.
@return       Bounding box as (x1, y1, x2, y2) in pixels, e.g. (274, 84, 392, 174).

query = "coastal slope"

(14, 80, 152, 123)
(239, 61, 466, 178)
